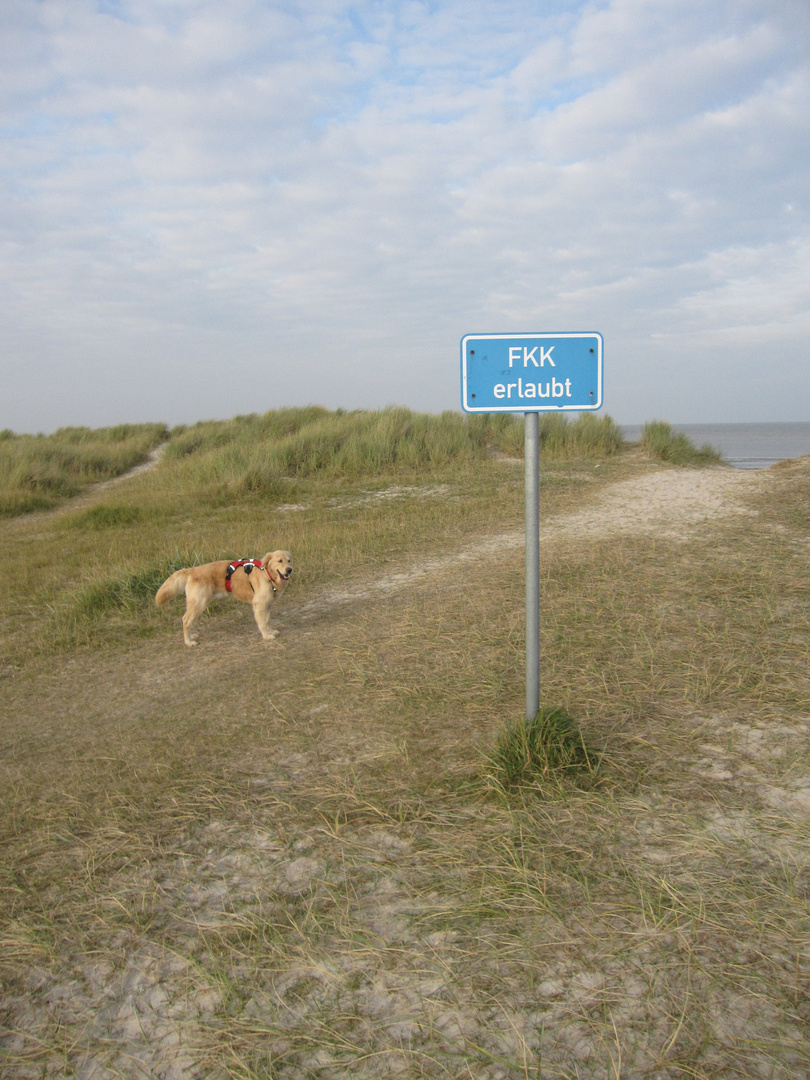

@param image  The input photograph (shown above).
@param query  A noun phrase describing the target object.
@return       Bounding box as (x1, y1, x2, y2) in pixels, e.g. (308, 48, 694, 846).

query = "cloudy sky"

(2, 0, 809, 432)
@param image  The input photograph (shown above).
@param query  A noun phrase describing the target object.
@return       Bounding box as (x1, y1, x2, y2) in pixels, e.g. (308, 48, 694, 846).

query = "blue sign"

(461, 332, 603, 413)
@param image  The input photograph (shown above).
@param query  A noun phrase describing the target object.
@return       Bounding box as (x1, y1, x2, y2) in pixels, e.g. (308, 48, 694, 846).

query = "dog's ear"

(261, 552, 276, 568)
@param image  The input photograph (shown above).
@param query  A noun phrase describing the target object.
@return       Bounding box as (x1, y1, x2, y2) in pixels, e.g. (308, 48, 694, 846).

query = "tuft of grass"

(488, 705, 599, 786)
(640, 420, 723, 466)
(58, 504, 153, 530)
(69, 550, 203, 622)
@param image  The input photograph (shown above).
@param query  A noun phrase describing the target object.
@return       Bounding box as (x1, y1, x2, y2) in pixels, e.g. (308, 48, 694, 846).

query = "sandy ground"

(6, 461, 806, 1080)
(302, 465, 763, 613)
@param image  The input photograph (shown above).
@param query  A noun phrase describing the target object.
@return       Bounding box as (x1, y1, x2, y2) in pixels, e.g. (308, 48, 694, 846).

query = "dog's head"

(262, 550, 293, 585)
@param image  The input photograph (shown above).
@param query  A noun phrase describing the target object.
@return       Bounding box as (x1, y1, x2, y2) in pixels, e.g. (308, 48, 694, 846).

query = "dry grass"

(1, 424, 809, 1079)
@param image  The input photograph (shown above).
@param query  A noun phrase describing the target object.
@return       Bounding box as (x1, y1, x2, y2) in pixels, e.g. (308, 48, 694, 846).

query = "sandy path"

(2, 442, 169, 537)
(298, 465, 763, 614)
(64, 441, 169, 509)
(92, 441, 168, 489)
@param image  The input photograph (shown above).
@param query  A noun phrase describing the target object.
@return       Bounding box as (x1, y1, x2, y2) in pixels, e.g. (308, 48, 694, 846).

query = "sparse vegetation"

(1, 408, 808, 1079)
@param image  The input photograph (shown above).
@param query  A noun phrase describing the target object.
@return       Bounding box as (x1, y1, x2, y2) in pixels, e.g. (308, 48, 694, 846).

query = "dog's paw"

(262, 630, 280, 641)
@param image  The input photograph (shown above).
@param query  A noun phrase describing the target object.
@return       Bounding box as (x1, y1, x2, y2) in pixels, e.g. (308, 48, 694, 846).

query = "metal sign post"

(524, 411, 540, 722)
(461, 332, 603, 723)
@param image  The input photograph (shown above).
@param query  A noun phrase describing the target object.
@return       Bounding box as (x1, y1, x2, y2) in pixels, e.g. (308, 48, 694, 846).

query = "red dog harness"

(225, 559, 276, 593)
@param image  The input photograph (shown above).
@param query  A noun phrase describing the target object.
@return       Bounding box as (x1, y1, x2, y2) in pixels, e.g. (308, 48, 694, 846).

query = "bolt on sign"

(460, 332, 603, 413)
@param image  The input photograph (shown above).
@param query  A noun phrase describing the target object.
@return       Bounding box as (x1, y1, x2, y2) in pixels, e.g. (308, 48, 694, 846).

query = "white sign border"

(461, 331, 603, 413)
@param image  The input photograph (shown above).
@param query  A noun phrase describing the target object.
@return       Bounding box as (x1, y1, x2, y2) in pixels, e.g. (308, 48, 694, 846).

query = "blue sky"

(2, 0, 809, 432)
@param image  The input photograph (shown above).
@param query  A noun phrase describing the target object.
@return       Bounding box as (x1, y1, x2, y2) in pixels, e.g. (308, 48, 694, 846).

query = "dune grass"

(2, 409, 806, 1079)
(163, 407, 625, 472)
(0, 408, 626, 519)
(153, 408, 625, 509)
(0, 423, 168, 516)
(640, 419, 724, 466)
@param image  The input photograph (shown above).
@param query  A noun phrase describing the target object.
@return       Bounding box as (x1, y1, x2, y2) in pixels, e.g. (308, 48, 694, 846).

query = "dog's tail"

(155, 569, 189, 606)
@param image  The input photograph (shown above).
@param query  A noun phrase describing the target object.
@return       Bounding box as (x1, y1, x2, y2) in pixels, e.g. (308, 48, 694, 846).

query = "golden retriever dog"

(155, 550, 292, 646)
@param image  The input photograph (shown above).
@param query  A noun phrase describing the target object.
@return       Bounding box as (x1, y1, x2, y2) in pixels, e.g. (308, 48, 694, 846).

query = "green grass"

(0, 422, 168, 516)
(640, 419, 724, 466)
(488, 705, 600, 787)
(57, 503, 155, 529)
(69, 550, 203, 622)
(154, 408, 624, 508)
(0, 407, 626, 519)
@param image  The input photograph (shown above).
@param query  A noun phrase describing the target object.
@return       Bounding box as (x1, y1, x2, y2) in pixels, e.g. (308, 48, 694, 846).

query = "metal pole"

(525, 412, 540, 722)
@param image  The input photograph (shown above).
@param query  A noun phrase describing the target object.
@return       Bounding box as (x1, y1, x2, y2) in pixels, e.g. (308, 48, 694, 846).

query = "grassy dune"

(0, 410, 707, 523)
(2, 409, 809, 1079)
(0, 409, 709, 522)
(0, 423, 169, 516)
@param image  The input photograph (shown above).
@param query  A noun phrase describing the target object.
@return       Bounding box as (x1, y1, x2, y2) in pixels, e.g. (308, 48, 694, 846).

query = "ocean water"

(621, 422, 810, 470)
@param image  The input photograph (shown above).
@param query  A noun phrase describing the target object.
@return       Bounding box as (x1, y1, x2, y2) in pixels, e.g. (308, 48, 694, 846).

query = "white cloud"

(1, 0, 808, 429)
